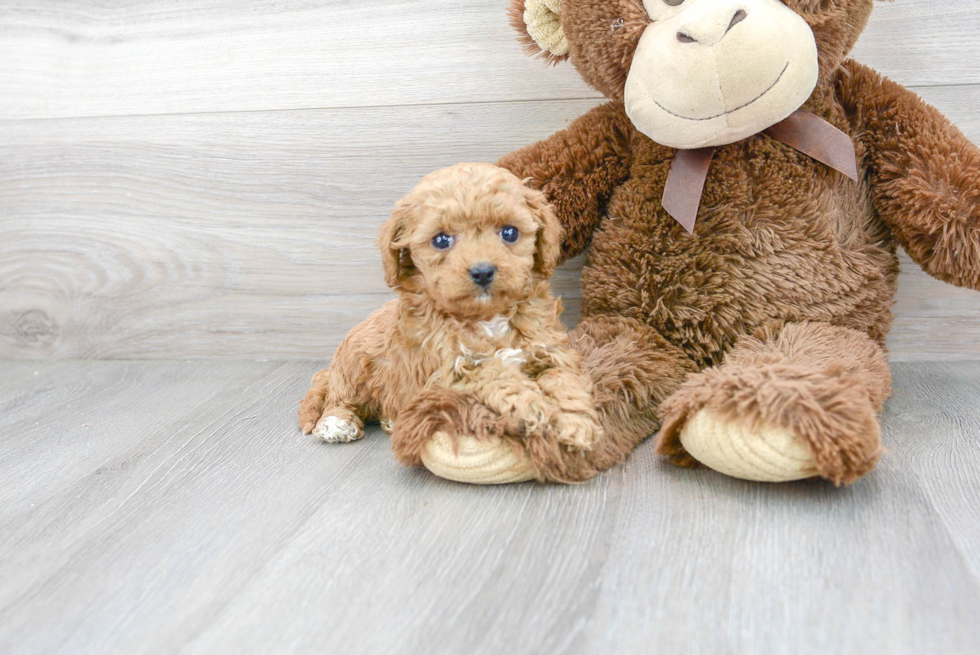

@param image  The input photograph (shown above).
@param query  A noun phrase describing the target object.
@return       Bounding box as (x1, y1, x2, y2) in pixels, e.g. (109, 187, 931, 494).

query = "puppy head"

(378, 163, 561, 320)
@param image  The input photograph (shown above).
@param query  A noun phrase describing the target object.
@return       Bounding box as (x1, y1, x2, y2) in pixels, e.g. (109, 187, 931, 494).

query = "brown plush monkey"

(411, 0, 980, 486)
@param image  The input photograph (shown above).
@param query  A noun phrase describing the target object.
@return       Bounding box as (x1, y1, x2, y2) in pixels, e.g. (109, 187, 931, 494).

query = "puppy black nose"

(469, 263, 496, 289)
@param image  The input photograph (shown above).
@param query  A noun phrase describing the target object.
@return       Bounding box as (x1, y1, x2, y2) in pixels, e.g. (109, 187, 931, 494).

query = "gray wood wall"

(1, 0, 978, 361)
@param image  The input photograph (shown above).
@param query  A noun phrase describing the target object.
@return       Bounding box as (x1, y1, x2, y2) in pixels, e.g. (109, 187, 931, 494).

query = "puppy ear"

(524, 187, 562, 278)
(377, 202, 415, 289)
(509, 0, 570, 64)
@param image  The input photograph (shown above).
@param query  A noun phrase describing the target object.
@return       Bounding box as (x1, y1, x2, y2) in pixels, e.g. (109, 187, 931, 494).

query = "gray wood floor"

(1, 360, 979, 654)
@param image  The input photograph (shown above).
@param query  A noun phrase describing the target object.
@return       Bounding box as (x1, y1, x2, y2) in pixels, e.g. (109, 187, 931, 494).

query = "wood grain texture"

(0, 0, 598, 121)
(886, 363, 980, 579)
(0, 360, 978, 654)
(0, 360, 280, 524)
(2, 90, 979, 360)
(0, 0, 977, 120)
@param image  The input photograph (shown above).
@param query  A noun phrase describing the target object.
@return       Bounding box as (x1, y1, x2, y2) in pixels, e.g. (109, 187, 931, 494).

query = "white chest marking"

(479, 315, 511, 339)
(494, 348, 527, 366)
(453, 316, 525, 374)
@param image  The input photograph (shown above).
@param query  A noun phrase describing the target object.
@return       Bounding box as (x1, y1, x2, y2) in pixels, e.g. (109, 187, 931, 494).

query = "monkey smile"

(654, 62, 790, 122)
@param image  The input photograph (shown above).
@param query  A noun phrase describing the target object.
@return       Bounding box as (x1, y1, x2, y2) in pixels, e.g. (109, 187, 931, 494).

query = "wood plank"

(1, 361, 978, 653)
(0, 0, 977, 120)
(581, 443, 980, 654)
(0, 361, 351, 652)
(3, 89, 980, 361)
(852, 0, 980, 87)
(886, 362, 980, 578)
(0, 360, 618, 654)
(184, 440, 622, 655)
(891, 257, 980, 362)
(0, 360, 279, 525)
(0, 0, 598, 121)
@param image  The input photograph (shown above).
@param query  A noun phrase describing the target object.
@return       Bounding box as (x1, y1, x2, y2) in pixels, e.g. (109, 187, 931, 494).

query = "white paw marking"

(313, 416, 362, 444)
(380, 418, 395, 434)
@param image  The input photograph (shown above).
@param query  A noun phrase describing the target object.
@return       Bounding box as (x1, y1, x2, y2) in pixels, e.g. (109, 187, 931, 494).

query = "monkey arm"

(497, 100, 634, 264)
(837, 60, 980, 291)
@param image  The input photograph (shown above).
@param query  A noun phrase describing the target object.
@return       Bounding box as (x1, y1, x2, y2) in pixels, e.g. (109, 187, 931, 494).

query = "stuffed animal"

(411, 0, 980, 485)
(299, 163, 603, 483)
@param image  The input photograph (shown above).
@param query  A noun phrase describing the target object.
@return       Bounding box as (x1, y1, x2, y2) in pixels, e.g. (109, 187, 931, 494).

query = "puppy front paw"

(299, 391, 326, 435)
(313, 415, 364, 444)
(299, 370, 331, 434)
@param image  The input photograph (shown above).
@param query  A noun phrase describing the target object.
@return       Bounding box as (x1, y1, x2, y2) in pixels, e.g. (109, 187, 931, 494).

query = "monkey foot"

(679, 409, 819, 483)
(420, 432, 536, 485)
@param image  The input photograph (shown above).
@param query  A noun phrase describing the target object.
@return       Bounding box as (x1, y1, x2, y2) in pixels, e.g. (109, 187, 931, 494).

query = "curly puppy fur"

(495, 0, 980, 484)
(299, 163, 603, 482)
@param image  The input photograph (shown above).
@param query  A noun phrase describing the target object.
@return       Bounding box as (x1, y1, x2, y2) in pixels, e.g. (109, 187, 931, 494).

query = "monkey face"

(512, 0, 875, 147)
(625, 0, 818, 149)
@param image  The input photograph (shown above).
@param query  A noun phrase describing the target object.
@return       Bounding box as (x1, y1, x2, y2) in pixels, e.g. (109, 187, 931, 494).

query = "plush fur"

(298, 164, 603, 480)
(657, 322, 891, 485)
(476, 0, 980, 484)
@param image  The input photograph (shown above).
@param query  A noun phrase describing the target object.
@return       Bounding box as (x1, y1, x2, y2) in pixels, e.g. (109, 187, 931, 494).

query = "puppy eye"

(499, 226, 520, 244)
(431, 232, 455, 250)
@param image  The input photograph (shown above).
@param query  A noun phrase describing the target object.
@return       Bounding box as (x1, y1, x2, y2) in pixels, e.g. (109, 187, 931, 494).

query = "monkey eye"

(431, 232, 455, 250)
(499, 226, 520, 244)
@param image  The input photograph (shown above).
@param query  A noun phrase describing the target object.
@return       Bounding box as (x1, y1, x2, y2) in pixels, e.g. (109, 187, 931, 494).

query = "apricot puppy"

(299, 163, 602, 483)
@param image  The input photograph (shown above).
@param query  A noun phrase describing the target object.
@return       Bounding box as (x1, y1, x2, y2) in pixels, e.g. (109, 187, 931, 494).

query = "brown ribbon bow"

(662, 109, 859, 234)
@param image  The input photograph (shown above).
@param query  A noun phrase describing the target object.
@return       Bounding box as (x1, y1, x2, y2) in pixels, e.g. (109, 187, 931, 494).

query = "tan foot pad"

(420, 432, 536, 485)
(679, 409, 819, 483)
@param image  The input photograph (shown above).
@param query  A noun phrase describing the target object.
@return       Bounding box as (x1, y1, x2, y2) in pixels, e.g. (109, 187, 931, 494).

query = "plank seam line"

(0, 81, 976, 124)
(0, 96, 607, 125)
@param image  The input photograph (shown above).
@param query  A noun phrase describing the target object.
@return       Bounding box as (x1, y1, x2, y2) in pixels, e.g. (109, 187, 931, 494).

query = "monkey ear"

(509, 0, 570, 63)
(524, 187, 563, 278)
(377, 203, 415, 289)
